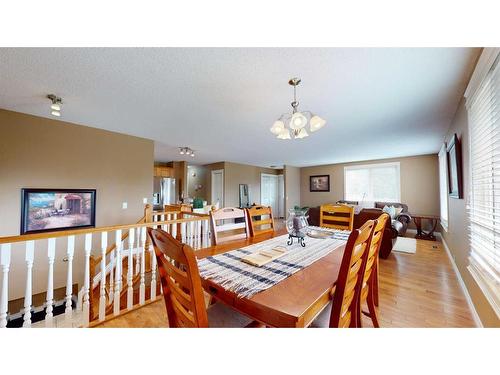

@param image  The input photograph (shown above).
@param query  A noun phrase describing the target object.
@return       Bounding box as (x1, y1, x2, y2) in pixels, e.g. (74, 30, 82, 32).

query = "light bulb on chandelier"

(270, 78, 326, 140)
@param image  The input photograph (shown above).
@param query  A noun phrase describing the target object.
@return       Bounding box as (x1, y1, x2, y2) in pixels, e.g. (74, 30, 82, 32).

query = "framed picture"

(310, 175, 330, 192)
(447, 134, 463, 199)
(21, 188, 96, 234)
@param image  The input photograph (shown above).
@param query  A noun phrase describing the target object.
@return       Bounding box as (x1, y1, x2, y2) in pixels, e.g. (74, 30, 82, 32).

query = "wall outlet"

(143, 197, 148, 204)
(122, 202, 128, 209)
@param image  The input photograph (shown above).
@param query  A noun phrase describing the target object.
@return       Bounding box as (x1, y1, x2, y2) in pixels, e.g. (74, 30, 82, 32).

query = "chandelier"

(179, 147, 195, 157)
(270, 77, 326, 140)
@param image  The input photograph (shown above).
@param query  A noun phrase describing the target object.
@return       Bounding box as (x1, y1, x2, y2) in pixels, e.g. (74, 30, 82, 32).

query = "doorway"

(211, 169, 224, 208)
(261, 173, 279, 216)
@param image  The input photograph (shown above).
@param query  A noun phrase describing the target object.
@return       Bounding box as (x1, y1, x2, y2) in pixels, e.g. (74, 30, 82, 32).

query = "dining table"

(196, 228, 346, 328)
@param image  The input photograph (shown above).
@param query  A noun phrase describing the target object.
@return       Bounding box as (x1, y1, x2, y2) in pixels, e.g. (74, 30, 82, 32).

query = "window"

(438, 144, 449, 231)
(466, 50, 500, 317)
(344, 162, 400, 203)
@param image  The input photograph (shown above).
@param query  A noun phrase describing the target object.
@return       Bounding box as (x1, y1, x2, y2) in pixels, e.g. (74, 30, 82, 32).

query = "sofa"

(307, 202, 411, 258)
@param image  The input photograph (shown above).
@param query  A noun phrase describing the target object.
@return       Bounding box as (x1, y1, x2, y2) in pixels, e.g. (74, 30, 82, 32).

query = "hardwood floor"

(95, 238, 477, 328)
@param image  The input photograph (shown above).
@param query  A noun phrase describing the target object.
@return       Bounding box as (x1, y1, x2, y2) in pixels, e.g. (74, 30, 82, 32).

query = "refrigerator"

(153, 177, 176, 209)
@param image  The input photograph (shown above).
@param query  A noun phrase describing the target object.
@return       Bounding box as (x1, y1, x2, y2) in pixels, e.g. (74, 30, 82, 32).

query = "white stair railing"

(0, 206, 211, 328)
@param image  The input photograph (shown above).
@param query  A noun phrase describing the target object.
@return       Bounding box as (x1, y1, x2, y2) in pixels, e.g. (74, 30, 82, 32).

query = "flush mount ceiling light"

(179, 147, 195, 157)
(270, 78, 326, 140)
(47, 94, 63, 117)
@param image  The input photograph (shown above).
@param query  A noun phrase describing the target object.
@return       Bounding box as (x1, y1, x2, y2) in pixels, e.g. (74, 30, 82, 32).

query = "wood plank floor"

(95, 238, 477, 328)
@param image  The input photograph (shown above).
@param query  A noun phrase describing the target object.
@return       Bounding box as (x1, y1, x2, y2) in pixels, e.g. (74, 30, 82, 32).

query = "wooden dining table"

(196, 229, 346, 328)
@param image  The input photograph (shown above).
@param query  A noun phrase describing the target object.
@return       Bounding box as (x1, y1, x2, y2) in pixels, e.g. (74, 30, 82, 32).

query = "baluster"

(167, 213, 171, 233)
(135, 227, 141, 276)
(139, 227, 146, 305)
(206, 219, 212, 247)
(99, 232, 107, 321)
(114, 230, 122, 315)
(190, 220, 194, 247)
(45, 238, 56, 327)
(197, 220, 202, 249)
(172, 213, 177, 238)
(109, 247, 114, 304)
(127, 228, 134, 310)
(150, 240, 156, 300)
(65, 236, 75, 321)
(0, 244, 12, 328)
(161, 214, 165, 231)
(22, 241, 35, 327)
(83, 233, 92, 327)
(182, 222, 187, 243)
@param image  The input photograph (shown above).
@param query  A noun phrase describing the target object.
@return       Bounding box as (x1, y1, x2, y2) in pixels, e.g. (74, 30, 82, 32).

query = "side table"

(412, 214, 440, 241)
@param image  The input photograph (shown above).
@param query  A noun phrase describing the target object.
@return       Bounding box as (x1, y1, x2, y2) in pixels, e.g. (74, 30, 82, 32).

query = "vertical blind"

(467, 53, 500, 314)
(438, 144, 449, 230)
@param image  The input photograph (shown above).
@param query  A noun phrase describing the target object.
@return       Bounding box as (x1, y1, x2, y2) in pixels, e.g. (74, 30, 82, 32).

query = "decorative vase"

(286, 208, 309, 247)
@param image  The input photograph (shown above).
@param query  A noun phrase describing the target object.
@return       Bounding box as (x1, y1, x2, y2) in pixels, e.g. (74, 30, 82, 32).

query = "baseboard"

(441, 237, 483, 327)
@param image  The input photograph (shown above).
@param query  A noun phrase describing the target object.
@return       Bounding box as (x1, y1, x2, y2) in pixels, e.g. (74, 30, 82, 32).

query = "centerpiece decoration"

(286, 206, 309, 247)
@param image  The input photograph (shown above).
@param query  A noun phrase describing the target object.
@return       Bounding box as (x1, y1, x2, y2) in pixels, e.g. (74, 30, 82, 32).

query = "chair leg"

(367, 287, 380, 328)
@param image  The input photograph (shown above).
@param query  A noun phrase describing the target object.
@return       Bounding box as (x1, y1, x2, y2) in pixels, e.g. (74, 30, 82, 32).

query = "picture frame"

(447, 134, 463, 199)
(310, 175, 330, 192)
(21, 188, 96, 234)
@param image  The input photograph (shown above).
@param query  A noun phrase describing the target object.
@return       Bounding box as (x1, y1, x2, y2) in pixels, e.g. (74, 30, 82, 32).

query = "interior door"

(278, 174, 285, 218)
(211, 169, 224, 208)
(261, 174, 279, 215)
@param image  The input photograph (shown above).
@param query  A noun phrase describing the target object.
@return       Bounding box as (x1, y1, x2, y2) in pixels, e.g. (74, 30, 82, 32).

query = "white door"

(211, 169, 224, 208)
(261, 173, 279, 215)
(278, 174, 285, 218)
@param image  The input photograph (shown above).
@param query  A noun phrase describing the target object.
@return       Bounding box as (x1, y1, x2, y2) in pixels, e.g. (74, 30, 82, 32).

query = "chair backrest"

(360, 213, 389, 303)
(210, 207, 249, 245)
(328, 219, 375, 327)
(147, 228, 208, 328)
(245, 205, 275, 237)
(320, 204, 355, 230)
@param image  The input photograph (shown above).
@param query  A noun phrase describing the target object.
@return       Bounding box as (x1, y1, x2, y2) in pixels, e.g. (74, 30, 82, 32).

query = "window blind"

(344, 162, 400, 203)
(467, 53, 500, 316)
(438, 144, 449, 230)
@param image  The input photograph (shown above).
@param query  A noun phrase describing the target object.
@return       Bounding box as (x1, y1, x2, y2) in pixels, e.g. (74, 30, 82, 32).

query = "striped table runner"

(197, 226, 350, 298)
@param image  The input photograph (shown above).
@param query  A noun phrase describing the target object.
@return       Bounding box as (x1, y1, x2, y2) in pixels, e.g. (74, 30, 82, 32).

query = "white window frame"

(343, 162, 401, 203)
(465, 47, 500, 318)
(438, 143, 449, 231)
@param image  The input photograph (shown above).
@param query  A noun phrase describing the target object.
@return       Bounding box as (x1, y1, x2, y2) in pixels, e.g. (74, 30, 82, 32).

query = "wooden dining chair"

(147, 227, 261, 328)
(357, 213, 389, 328)
(310, 220, 375, 328)
(245, 205, 275, 237)
(210, 207, 249, 245)
(320, 204, 354, 231)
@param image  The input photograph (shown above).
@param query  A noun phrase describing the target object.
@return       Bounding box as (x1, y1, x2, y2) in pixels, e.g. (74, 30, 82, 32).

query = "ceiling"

(0, 48, 480, 167)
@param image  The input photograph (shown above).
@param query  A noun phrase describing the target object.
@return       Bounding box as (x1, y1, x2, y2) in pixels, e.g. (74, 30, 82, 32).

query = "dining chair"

(210, 207, 250, 245)
(309, 219, 375, 328)
(245, 205, 275, 237)
(147, 227, 261, 328)
(357, 213, 389, 328)
(320, 204, 354, 231)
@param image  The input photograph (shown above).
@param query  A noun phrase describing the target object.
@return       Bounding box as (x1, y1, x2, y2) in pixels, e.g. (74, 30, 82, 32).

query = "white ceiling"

(0, 48, 479, 167)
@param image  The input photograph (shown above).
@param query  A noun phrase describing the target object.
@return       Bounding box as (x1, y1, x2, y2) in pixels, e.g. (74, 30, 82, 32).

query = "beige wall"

(441, 99, 499, 327)
(187, 165, 207, 201)
(300, 154, 440, 217)
(284, 165, 301, 212)
(203, 162, 280, 207)
(223, 162, 279, 207)
(0, 109, 154, 300)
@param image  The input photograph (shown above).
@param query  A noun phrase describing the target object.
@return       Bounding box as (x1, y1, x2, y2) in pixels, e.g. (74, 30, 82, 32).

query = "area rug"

(392, 236, 417, 254)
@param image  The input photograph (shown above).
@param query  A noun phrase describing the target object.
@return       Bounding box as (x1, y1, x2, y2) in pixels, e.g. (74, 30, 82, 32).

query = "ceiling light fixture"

(179, 147, 195, 158)
(47, 94, 63, 117)
(270, 78, 326, 140)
